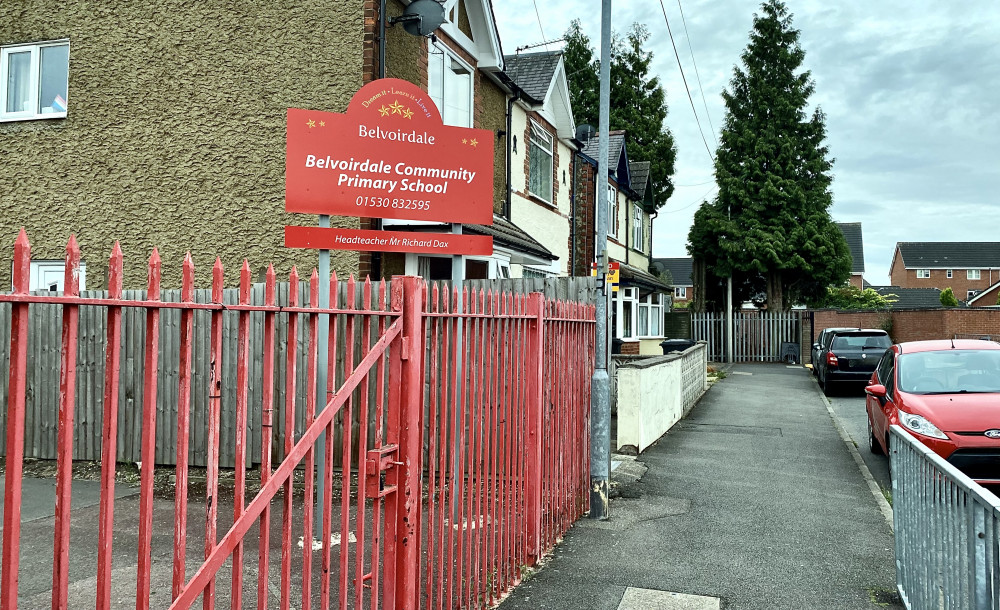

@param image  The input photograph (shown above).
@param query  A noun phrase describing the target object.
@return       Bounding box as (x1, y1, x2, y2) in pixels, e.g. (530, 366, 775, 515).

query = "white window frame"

(968, 290, 981, 300)
(946, 269, 953, 279)
(674, 286, 687, 299)
(632, 204, 644, 250)
(1, 40, 69, 122)
(916, 269, 930, 279)
(616, 288, 663, 339)
(25, 260, 86, 292)
(528, 121, 554, 204)
(967, 269, 981, 280)
(606, 184, 617, 237)
(637, 292, 663, 337)
(427, 41, 474, 128)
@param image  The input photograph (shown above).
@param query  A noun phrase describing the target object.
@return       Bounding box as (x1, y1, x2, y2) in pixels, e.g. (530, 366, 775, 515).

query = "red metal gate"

(0, 231, 594, 609)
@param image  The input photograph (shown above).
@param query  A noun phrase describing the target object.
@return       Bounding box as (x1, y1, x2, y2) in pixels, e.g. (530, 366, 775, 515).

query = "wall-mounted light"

(562, 170, 566, 185)
(512, 135, 518, 154)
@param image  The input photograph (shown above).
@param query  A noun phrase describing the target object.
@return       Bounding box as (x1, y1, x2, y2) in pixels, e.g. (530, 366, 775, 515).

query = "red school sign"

(285, 79, 495, 225)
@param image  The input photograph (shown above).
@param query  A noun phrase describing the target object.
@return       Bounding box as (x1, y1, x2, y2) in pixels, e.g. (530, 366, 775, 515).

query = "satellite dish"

(400, 0, 445, 37)
(576, 124, 596, 142)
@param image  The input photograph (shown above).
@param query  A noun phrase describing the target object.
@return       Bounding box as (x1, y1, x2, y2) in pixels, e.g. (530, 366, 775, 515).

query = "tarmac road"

(822, 383, 893, 494)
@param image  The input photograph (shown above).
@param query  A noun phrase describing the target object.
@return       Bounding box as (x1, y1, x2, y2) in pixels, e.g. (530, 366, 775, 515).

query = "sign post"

(284, 78, 495, 545)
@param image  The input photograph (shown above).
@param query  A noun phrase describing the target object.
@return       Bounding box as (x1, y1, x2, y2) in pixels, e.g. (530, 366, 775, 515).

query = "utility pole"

(589, 0, 612, 521)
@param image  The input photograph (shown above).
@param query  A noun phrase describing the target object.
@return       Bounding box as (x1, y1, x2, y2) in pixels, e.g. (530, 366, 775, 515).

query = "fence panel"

(891, 425, 1000, 610)
(690, 311, 802, 362)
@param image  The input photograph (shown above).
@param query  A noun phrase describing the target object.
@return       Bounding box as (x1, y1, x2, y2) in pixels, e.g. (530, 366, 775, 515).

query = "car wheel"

(868, 415, 882, 455)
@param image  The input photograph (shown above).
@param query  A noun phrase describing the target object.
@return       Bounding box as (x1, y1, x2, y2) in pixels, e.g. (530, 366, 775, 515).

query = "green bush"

(815, 285, 894, 310)
(940, 287, 959, 307)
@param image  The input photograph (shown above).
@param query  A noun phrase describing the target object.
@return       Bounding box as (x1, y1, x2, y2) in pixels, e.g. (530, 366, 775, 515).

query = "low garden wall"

(615, 342, 708, 453)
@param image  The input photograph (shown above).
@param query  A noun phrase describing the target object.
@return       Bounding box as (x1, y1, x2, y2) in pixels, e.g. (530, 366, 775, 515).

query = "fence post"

(1, 230, 30, 609)
(525, 293, 545, 564)
(395, 276, 425, 609)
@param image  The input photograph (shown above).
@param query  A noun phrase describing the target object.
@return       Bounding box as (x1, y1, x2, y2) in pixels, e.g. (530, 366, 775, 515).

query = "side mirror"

(865, 384, 886, 398)
(812, 343, 820, 350)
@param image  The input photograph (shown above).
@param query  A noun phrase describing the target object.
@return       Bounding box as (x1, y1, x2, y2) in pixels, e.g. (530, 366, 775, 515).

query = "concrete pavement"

(499, 363, 904, 610)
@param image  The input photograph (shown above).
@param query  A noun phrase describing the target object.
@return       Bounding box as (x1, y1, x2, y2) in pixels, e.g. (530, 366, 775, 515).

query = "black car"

(816, 329, 891, 396)
(811, 327, 852, 376)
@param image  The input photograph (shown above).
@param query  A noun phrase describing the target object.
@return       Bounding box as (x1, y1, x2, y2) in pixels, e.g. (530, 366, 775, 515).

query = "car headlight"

(899, 411, 948, 440)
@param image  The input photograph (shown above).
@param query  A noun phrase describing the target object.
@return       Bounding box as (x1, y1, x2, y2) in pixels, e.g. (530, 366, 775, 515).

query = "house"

(379, 2, 573, 282)
(501, 49, 577, 277)
(577, 131, 670, 355)
(651, 257, 694, 306)
(967, 281, 1000, 308)
(836, 222, 865, 288)
(0, 0, 552, 289)
(890, 242, 1000, 302)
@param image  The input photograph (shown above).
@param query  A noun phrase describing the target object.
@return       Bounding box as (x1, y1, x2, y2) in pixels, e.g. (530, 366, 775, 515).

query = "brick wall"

(806, 308, 1000, 363)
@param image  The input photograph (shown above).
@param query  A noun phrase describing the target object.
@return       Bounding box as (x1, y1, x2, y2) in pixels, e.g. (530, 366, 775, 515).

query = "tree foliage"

(686, 0, 850, 311)
(940, 287, 959, 307)
(563, 20, 677, 206)
(817, 286, 894, 310)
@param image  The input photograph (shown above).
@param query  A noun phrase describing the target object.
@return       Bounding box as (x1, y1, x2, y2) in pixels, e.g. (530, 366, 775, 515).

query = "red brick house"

(890, 242, 1000, 302)
(651, 257, 693, 306)
(836, 222, 865, 288)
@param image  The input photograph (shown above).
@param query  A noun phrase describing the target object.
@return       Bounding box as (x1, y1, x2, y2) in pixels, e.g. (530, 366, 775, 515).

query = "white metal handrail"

(891, 424, 1000, 609)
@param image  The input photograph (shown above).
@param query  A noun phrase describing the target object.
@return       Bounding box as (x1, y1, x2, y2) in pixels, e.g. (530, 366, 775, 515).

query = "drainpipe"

(504, 91, 519, 219)
(570, 152, 579, 275)
(371, 0, 388, 277)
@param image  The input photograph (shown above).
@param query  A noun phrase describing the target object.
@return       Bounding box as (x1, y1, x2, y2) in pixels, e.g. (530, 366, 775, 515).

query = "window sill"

(526, 191, 555, 208)
(0, 113, 66, 123)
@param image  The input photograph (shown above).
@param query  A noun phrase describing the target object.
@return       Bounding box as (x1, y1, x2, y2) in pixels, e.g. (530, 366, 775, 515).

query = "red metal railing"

(418, 286, 595, 609)
(0, 230, 594, 609)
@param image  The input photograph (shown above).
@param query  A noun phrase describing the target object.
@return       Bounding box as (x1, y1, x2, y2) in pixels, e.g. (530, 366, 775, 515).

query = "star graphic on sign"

(306, 119, 316, 128)
(462, 138, 468, 145)
(319, 120, 326, 127)
(378, 105, 390, 117)
(402, 108, 414, 119)
(470, 138, 478, 147)
(388, 101, 405, 115)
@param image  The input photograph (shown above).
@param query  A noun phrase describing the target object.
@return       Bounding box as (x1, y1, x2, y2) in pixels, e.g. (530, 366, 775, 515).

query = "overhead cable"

(676, 0, 719, 147)
(658, 0, 716, 163)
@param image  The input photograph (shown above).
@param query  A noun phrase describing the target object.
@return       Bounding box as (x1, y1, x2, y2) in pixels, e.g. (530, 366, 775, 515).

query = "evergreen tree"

(563, 20, 599, 130)
(940, 287, 959, 307)
(686, 0, 850, 311)
(562, 21, 677, 206)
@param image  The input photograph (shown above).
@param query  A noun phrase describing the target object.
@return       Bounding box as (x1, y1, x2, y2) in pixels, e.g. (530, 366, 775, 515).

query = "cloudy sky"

(493, 0, 1000, 285)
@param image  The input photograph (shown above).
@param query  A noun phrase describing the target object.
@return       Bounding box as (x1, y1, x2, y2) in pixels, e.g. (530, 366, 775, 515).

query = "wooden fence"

(0, 276, 596, 467)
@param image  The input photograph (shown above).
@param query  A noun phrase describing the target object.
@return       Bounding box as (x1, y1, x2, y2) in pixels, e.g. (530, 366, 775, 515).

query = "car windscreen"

(897, 349, 1000, 394)
(830, 333, 891, 350)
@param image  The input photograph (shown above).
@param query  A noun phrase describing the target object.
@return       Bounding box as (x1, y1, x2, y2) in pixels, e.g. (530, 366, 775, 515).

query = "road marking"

(618, 588, 720, 609)
(730, 371, 752, 376)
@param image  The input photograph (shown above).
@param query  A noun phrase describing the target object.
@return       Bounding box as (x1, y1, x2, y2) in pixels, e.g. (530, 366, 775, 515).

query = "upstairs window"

(946, 269, 953, 279)
(427, 44, 472, 128)
(606, 184, 617, 237)
(674, 286, 687, 299)
(528, 121, 553, 204)
(1, 40, 69, 122)
(632, 204, 644, 250)
(967, 269, 981, 280)
(916, 269, 930, 279)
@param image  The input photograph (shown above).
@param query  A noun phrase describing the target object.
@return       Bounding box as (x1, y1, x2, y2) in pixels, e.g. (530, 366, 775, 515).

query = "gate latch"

(365, 443, 399, 499)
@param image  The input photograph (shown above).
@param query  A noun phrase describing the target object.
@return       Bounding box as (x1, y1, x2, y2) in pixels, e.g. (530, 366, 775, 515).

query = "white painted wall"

(616, 344, 708, 453)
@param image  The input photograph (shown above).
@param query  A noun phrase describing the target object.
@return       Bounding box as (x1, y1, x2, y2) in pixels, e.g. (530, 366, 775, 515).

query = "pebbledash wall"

(0, 1, 369, 289)
(803, 308, 1000, 364)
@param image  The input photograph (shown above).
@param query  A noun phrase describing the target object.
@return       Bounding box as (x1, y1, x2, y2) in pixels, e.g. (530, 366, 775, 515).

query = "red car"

(865, 339, 1000, 486)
